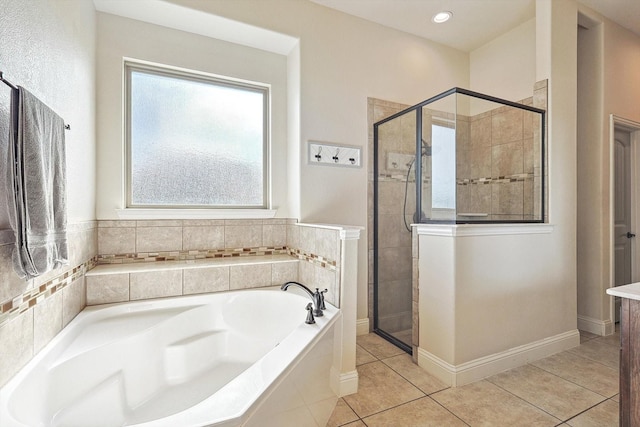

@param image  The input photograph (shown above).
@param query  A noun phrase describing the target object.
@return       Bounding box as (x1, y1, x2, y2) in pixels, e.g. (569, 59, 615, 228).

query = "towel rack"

(1, 71, 71, 130)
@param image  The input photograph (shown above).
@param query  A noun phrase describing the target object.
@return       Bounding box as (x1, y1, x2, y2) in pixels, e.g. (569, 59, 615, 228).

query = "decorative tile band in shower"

(456, 173, 534, 185)
(0, 257, 97, 327)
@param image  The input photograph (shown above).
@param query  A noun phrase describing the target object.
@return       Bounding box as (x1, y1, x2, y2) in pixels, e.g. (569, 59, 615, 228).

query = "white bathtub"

(0, 289, 340, 427)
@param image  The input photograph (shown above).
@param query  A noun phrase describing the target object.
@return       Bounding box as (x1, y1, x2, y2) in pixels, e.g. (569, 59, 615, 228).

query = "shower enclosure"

(373, 88, 545, 352)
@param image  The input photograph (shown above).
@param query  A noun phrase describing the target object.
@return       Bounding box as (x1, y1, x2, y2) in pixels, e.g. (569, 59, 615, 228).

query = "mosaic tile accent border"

(288, 247, 338, 271)
(0, 246, 339, 328)
(0, 257, 97, 327)
(457, 173, 535, 185)
(97, 246, 289, 264)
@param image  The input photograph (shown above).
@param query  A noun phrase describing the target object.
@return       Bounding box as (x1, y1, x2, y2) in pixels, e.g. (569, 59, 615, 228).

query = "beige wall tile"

(286, 224, 300, 250)
(263, 224, 287, 247)
(469, 115, 492, 150)
(492, 141, 523, 177)
(317, 266, 338, 307)
(457, 184, 470, 213)
(491, 182, 524, 215)
(34, 290, 63, 353)
(0, 310, 34, 388)
(130, 270, 182, 300)
(272, 261, 298, 286)
(298, 226, 317, 254)
(98, 227, 136, 255)
(298, 259, 316, 286)
(183, 267, 229, 295)
(225, 225, 262, 249)
(229, 264, 272, 290)
(62, 276, 86, 327)
(136, 226, 182, 252)
(98, 220, 136, 228)
(182, 226, 224, 251)
(316, 229, 340, 262)
(86, 273, 129, 305)
(492, 108, 524, 145)
(523, 138, 534, 174)
(469, 146, 492, 178)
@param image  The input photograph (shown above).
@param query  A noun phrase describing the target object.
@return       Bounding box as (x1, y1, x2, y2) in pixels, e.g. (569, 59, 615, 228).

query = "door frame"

(609, 114, 640, 329)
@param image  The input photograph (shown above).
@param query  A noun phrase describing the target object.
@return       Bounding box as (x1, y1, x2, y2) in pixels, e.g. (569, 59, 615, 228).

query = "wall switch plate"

(308, 141, 361, 168)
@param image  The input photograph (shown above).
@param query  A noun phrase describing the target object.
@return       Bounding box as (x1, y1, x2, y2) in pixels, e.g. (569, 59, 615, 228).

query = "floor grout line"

(340, 332, 619, 427)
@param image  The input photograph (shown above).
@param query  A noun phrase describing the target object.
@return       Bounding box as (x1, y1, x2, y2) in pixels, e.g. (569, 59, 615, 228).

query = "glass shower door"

(373, 109, 416, 352)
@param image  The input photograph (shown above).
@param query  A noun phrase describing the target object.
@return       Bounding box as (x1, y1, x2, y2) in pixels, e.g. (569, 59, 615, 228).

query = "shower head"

(421, 138, 432, 157)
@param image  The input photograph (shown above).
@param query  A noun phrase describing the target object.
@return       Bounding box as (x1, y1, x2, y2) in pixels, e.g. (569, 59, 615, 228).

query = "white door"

(614, 128, 633, 321)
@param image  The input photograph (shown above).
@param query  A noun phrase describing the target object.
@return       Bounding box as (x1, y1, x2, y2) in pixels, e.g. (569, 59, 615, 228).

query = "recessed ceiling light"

(432, 11, 453, 24)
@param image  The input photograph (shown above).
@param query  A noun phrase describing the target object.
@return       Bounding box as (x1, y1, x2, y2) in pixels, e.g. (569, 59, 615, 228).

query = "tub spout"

(281, 281, 327, 317)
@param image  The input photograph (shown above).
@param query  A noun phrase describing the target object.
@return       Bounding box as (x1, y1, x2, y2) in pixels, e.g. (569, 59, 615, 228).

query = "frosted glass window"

(126, 64, 268, 208)
(431, 124, 456, 209)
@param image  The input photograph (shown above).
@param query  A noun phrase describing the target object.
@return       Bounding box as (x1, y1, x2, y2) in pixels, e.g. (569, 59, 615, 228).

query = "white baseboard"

(356, 318, 370, 336)
(330, 367, 359, 397)
(577, 315, 614, 336)
(417, 329, 580, 387)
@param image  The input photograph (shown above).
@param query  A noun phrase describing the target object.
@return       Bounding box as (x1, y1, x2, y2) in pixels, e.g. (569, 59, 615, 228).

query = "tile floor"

(327, 330, 620, 426)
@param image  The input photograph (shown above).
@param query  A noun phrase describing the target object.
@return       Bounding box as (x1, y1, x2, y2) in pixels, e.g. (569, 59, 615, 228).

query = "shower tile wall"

(456, 83, 548, 221)
(367, 98, 414, 338)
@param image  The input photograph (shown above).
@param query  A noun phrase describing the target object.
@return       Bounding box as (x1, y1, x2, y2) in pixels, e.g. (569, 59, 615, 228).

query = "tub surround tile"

(0, 310, 34, 388)
(183, 267, 230, 295)
(271, 261, 298, 286)
(298, 226, 317, 255)
(62, 277, 86, 327)
(230, 264, 272, 290)
(263, 224, 287, 247)
(86, 273, 130, 305)
(136, 226, 183, 252)
(98, 227, 136, 255)
(363, 397, 466, 427)
(486, 364, 605, 421)
(317, 267, 338, 307)
(136, 220, 183, 227)
(343, 361, 424, 418)
(225, 224, 263, 249)
(33, 290, 63, 353)
(298, 260, 316, 287)
(182, 226, 224, 251)
(431, 380, 560, 426)
(130, 270, 183, 300)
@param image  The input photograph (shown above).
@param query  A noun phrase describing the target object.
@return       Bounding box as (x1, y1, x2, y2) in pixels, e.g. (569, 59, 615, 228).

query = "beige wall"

(470, 18, 537, 102)
(576, 4, 640, 333)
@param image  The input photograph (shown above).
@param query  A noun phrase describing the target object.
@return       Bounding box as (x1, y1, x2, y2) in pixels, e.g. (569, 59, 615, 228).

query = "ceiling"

(310, 0, 640, 52)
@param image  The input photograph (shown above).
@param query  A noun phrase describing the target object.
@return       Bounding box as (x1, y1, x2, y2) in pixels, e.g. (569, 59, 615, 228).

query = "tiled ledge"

(87, 254, 297, 276)
(85, 254, 301, 306)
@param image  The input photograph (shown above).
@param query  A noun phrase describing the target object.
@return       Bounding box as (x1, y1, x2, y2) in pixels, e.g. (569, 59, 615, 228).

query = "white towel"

(6, 86, 68, 279)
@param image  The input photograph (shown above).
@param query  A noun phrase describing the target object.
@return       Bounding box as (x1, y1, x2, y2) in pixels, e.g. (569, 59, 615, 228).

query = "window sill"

(116, 208, 277, 220)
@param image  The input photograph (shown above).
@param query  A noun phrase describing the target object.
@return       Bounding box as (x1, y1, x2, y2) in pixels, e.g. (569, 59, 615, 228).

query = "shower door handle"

(627, 232, 636, 239)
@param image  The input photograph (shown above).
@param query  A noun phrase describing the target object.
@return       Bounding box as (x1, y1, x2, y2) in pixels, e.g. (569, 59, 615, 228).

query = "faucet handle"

(317, 288, 328, 310)
(305, 303, 316, 324)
